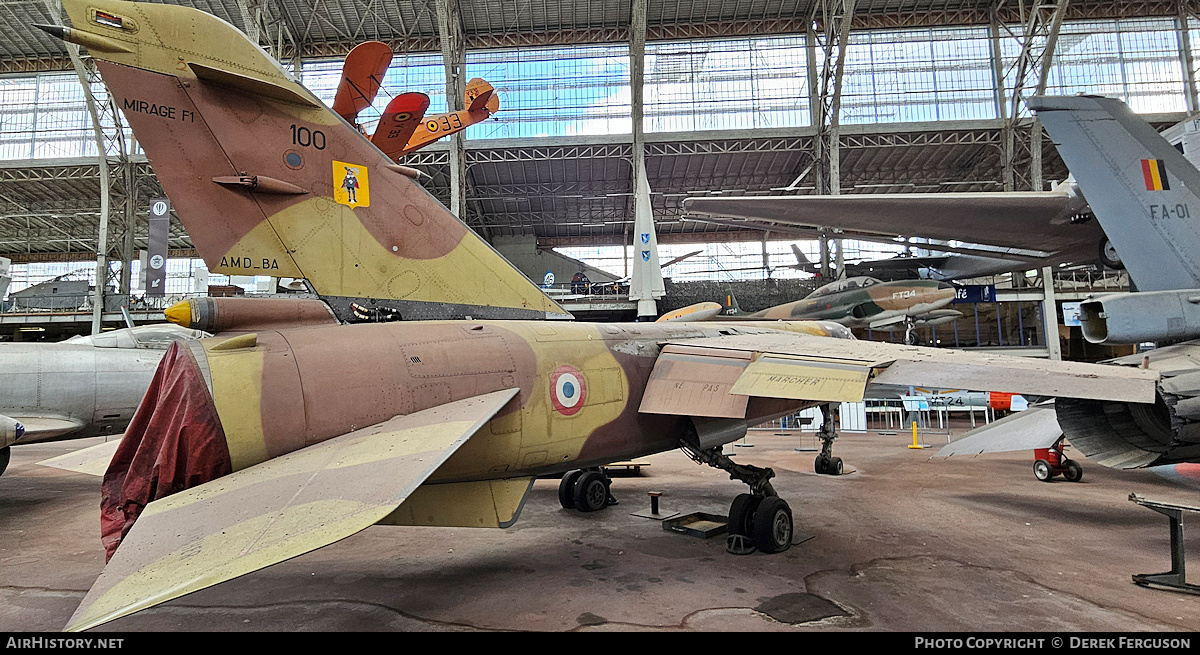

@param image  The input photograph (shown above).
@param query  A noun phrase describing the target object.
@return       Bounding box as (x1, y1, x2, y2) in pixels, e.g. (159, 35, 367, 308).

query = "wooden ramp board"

(662, 512, 728, 539)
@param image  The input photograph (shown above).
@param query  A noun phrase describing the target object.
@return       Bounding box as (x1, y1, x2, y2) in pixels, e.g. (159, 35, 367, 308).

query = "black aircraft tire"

(573, 471, 609, 512)
(0, 447, 8, 477)
(728, 493, 763, 536)
(558, 469, 584, 509)
(828, 456, 844, 476)
(814, 457, 828, 474)
(1064, 459, 1084, 483)
(1034, 459, 1053, 482)
(1099, 237, 1124, 270)
(751, 496, 793, 554)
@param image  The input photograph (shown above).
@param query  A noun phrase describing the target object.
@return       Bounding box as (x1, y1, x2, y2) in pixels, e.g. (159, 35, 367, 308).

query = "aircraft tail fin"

(1029, 95, 1200, 292)
(721, 293, 744, 316)
(45, 0, 566, 321)
(465, 78, 499, 113)
(791, 244, 811, 266)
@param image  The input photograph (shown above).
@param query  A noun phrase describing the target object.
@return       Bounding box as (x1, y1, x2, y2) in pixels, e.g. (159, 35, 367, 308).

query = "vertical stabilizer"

(45, 0, 566, 321)
(1029, 95, 1200, 292)
(721, 293, 744, 316)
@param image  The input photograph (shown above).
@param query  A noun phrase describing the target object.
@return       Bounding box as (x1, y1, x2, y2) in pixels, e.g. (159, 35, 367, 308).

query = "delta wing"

(66, 388, 518, 632)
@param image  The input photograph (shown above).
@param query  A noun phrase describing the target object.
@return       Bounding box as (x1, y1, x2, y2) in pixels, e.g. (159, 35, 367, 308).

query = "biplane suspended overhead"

(331, 40, 500, 160)
(35, 0, 1160, 632)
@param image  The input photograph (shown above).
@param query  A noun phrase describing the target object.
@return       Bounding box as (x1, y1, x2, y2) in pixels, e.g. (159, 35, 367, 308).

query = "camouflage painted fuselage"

(173, 320, 842, 481)
(738, 280, 957, 329)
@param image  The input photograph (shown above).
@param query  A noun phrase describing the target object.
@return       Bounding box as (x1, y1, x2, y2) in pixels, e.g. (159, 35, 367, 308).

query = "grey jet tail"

(1029, 95, 1200, 292)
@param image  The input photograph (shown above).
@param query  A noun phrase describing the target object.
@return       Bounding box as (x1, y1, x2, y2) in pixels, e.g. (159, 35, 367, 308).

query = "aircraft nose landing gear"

(813, 404, 845, 476)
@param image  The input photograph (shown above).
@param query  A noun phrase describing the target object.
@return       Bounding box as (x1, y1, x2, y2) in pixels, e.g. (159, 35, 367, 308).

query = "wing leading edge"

(66, 388, 519, 632)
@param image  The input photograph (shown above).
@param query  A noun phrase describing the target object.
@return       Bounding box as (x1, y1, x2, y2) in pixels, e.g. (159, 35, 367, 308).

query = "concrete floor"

(3, 426, 1200, 632)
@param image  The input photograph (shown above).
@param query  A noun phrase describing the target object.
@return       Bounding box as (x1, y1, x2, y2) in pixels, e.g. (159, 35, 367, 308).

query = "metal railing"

(1052, 268, 1130, 293)
(3, 292, 195, 314)
(541, 281, 630, 298)
(748, 398, 993, 437)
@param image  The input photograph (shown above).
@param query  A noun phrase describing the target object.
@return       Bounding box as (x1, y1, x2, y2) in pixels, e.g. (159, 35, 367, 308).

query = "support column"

(1180, 1, 1199, 114)
(808, 0, 855, 281)
(45, 0, 111, 334)
(1030, 2, 1065, 192)
(990, 8, 1015, 192)
(1042, 266, 1062, 361)
(234, 0, 297, 65)
(118, 162, 136, 296)
(808, 0, 856, 199)
(995, 0, 1070, 192)
(436, 0, 468, 220)
(819, 230, 831, 280)
(109, 94, 136, 299)
(761, 231, 770, 278)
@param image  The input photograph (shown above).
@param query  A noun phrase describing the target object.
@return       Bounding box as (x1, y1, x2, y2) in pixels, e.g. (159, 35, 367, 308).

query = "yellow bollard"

(908, 421, 927, 449)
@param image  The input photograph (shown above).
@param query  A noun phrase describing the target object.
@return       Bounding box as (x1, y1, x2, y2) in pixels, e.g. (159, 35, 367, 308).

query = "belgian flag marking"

(1142, 159, 1170, 191)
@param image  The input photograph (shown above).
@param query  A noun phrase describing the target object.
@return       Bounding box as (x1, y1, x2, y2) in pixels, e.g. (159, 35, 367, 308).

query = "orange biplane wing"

(332, 41, 392, 126)
(371, 92, 431, 160)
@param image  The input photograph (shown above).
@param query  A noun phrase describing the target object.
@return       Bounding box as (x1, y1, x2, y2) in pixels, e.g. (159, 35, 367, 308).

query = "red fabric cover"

(100, 341, 232, 561)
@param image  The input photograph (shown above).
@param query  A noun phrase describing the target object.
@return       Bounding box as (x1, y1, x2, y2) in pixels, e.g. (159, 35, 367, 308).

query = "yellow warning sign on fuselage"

(333, 160, 369, 208)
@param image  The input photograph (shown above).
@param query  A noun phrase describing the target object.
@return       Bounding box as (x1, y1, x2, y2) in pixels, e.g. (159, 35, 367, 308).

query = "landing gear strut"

(679, 442, 793, 554)
(813, 404, 844, 476)
(558, 468, 619, 512)
(904, 318, 917, 346)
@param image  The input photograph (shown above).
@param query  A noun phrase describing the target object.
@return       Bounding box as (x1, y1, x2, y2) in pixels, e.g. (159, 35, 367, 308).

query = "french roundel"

(550, 365, 587, 416)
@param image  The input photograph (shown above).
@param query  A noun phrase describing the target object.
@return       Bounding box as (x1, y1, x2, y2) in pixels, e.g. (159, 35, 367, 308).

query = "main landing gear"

(680, 443, 793, 555)
(813, 404, 844, 476)
(558, 468, 619, 512)
(903, 318, 918, 346)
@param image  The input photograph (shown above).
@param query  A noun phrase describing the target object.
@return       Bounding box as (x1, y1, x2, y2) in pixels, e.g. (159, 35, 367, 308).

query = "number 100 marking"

(290, 124, 326, 149)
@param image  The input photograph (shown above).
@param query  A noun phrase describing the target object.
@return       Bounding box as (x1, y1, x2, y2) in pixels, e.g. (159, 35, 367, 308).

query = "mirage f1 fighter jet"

(35, 0, 1159, 631)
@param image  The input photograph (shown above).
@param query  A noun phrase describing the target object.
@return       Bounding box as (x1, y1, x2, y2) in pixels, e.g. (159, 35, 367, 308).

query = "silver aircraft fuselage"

(0, 342, 161, 447)
(0, 324, 207, 452)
